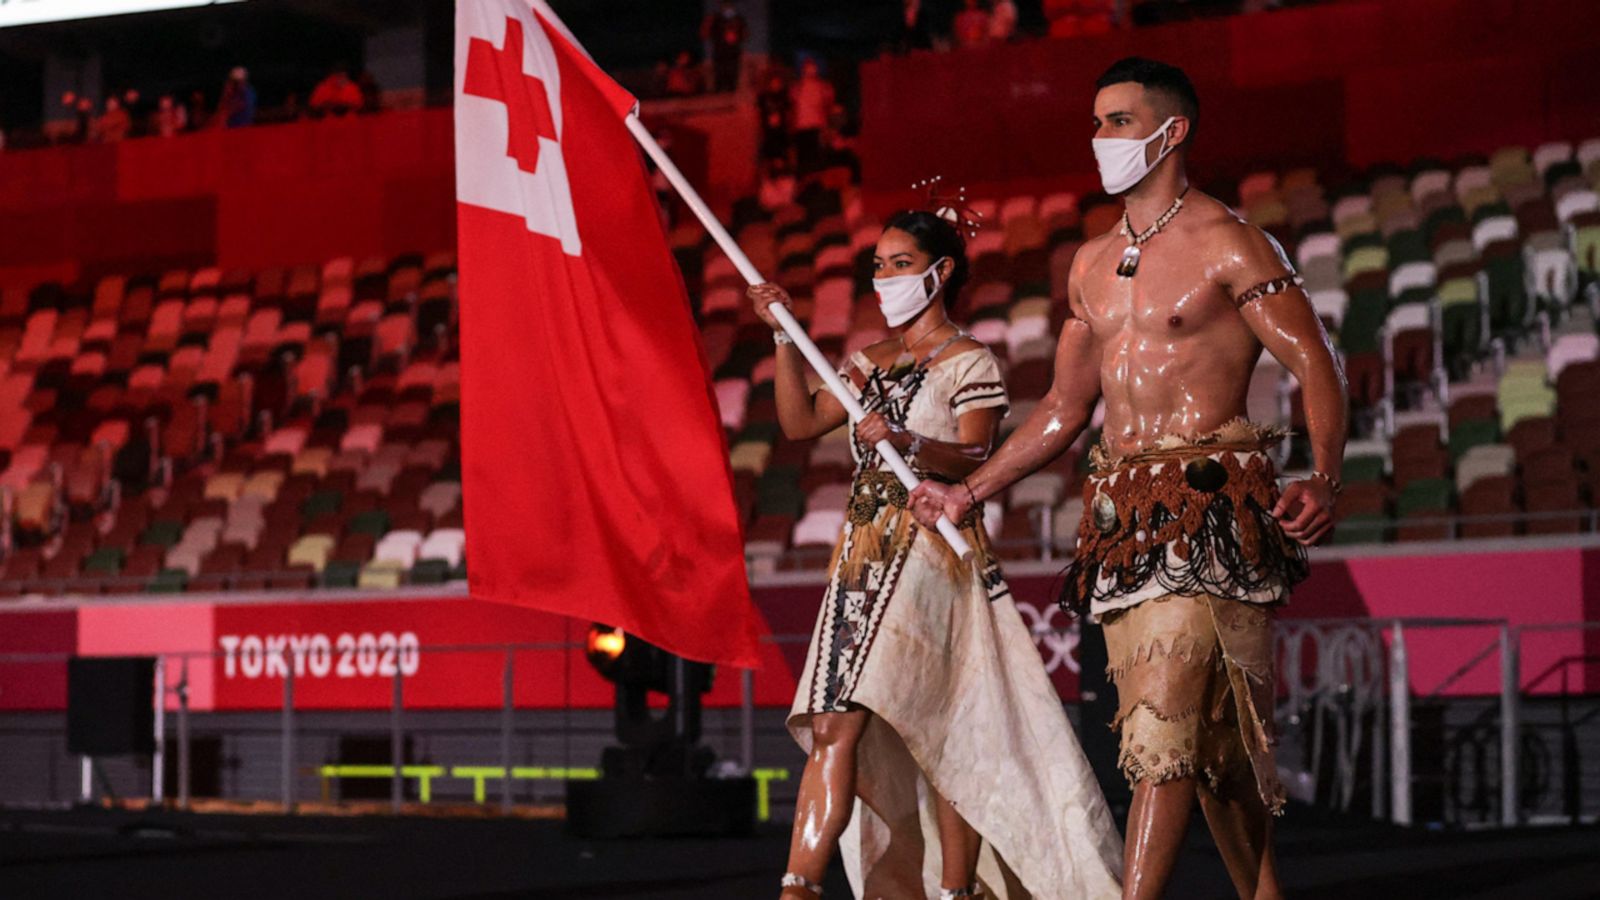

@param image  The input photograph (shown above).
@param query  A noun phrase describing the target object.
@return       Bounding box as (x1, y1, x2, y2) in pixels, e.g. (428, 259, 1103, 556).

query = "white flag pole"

(624, 116, 974, 559)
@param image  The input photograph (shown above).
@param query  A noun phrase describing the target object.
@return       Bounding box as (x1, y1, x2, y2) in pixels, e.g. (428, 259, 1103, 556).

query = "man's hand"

(1272, 477, 1336, 546)
(909, 481, 978, 530)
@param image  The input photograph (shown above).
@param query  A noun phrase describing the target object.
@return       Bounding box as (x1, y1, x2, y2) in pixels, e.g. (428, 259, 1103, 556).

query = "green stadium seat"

(139, 520, 184, 548)
(410, 558, 452, 585)
(83, 547, 124, 576)
(1334, 513, 1388, 545)
(1343, 455, 1387, 484)
(321, 560, 361, 588)
(1449, 418, 1501, 460)
(148, 568, 188, 593)
(1396, 478, 1454, 517)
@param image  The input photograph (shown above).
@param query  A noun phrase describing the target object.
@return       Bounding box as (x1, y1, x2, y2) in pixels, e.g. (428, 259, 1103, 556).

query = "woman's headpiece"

(912, 175, 984, 239)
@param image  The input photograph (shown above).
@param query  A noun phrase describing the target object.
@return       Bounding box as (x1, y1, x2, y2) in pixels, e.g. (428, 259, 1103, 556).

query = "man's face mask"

(1092, 116, 1178, 195)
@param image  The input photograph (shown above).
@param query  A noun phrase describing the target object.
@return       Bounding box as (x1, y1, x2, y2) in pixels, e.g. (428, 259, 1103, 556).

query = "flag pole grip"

(625, 115, 974, 560)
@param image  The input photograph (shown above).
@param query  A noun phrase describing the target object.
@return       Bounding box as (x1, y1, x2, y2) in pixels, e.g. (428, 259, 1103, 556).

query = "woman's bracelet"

(773, 329, 793, 346)
(961, 478, 980, 509)
(1308, 470, 1342, 496)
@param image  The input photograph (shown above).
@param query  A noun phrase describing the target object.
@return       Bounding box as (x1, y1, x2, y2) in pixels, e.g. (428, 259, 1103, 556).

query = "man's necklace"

(1116, 186, 1190, 278)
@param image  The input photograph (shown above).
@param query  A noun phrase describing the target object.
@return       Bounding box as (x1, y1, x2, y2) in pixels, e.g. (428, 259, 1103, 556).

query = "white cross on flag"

(453, 0, 761, 668)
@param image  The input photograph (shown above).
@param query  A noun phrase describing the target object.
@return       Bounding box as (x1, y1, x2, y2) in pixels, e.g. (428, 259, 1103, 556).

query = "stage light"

(587, 625, 626, 664)
(569, 624, 749, 838)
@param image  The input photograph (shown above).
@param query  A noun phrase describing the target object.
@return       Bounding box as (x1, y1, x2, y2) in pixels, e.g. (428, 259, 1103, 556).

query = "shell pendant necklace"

(888, 317, 949, 380)
(1116, 186, 1190, 278)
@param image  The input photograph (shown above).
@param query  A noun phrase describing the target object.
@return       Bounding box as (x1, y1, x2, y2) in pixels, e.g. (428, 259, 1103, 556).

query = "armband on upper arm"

(1234, 273, 1305, 309)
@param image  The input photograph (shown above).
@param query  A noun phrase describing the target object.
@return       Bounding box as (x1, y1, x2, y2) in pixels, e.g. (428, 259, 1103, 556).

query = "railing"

(1275, 617, 1514, 827)
(1504, 622, 1600, 826)
(1, 617, 1595, 828)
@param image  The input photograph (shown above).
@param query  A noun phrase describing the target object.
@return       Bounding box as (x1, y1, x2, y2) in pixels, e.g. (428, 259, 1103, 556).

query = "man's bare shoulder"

(1185, 199, 1294, 273)
(1073, 230, 1118, 272)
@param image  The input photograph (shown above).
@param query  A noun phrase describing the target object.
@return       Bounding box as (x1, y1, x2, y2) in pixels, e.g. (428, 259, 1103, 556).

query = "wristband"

(773, 330, 793, 346)
(1308, 470, 1342, 496)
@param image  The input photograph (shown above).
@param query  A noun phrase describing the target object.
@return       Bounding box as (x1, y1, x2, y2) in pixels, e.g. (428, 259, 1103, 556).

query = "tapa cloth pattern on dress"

(788, 341, 1123, 899)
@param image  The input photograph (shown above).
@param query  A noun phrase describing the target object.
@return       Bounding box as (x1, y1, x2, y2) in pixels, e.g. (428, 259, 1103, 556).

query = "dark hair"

(1095, 57, 1200, 136)
(882, 210, 970, 303)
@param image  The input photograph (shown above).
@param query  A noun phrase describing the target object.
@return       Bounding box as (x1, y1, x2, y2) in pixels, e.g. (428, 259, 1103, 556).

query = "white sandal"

(939, 885, 983, 899)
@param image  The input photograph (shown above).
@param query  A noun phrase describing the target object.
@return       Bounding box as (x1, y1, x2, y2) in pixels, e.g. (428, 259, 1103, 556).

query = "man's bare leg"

(933, 789, 982, 892)
(1197, 773, 1282, 900)
(781, 709, 869, 898)
(1121, 777, 1196, 900)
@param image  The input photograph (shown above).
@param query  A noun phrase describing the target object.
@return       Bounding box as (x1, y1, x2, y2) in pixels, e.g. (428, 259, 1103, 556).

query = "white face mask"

(872, 258, 946, 328)
(1092, 116, 1177, 195)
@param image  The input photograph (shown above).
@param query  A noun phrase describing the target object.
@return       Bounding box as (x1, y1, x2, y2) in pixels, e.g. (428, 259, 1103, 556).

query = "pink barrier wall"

(1, 541, 1595, 711)
(857, 0, 1600, 202)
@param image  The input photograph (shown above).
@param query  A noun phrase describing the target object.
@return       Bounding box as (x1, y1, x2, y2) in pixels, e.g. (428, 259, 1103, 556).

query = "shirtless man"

(910, 58, 1349, 899)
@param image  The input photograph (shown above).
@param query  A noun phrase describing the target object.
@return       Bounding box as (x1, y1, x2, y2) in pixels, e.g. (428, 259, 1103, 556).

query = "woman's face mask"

(1092, 116, 1177, 195)
(872, 257, 947, 327)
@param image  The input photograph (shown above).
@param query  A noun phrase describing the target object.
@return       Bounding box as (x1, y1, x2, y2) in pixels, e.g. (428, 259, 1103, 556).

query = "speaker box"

(67, 657, 157, 756)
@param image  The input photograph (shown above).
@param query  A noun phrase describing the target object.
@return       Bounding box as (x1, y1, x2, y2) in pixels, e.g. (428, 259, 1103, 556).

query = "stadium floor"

(1, 804, 1597, 899)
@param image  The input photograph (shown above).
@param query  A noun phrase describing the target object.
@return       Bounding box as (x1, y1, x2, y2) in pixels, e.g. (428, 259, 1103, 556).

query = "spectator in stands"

(788, 58, 835, 175)
(218, 67, 257, 128)
(664, 50, 705, 97)
(61, 92, 92, 144)
(755, 70, 792, 168)
(310, 63, 364, 117)
(154, 95, 187, 138)
(700, 0, 747, 93)
(96, 96, 132, 142)
(989, 0, 1020, 41)
(953, 0, 992, 48)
